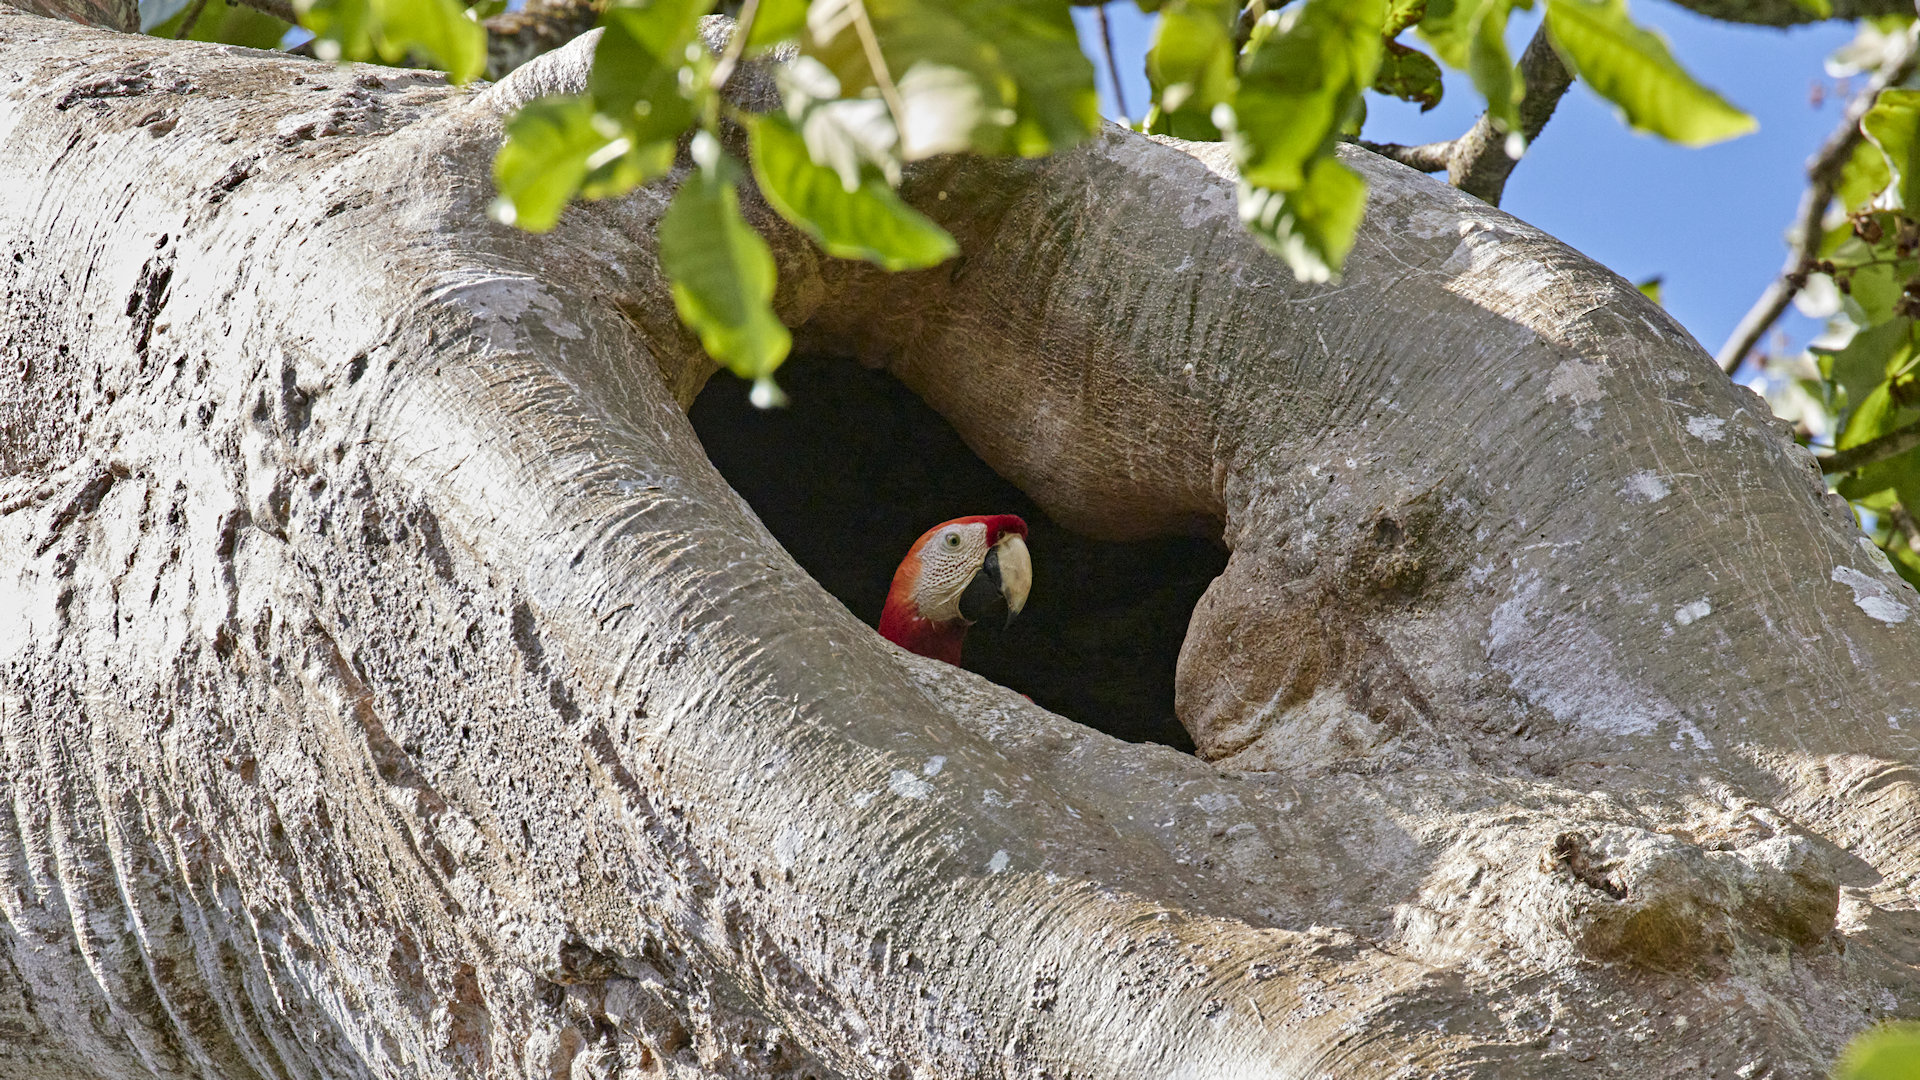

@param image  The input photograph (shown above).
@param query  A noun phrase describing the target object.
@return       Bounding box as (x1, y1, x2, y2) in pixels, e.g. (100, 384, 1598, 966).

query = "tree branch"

(1095, 3, 1128, 122)
(1891, 501, 1920, 550)
(1357, 22, 1573, 207)
(1355, 139, 1452, 174)
(228, 0, 295, 24)
(172, 0, 209, 37)
(4, 0, 137, 30)
(1715, 23, 1920, 375)
(848, 0, 908, 149)
(1818, 417, 1920, 474)
(483, 0, 604, 80)
(1450, 22, 1574, 205)
(1666, 0, 1913, 25)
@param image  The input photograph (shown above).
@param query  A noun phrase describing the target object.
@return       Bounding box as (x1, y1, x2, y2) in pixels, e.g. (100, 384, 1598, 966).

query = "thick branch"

(1450, 22, 1573, 205)
(1716, 23, 1920, 375)
(1359, 22, 1573, 207)
(1667, 0, 1911, 24)
(5, 0, 133, 29)
(1819, 417, 1920, 473)
(483, 0, 603, 80)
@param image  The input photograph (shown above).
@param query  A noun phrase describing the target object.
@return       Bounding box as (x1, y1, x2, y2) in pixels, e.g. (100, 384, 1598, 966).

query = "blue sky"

(1072, 2, 1858, 364)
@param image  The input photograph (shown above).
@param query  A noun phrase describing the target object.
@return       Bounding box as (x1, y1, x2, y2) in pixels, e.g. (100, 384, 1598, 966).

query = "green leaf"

(590, 0, 707, 135)
(1635, 275, 1663, 305)
(1887, 538, 1920, 590)
(487, 0, 706, 229)
(1543, 0, 1756, 146)
(1847, 259, 1908, 326)
(492, 96, 607, 232)
(805, 0, 1099, 159)
(1374, 39, 1444, 111)
(1417, 0, 1473, 68)
(986, 0, 1104, 155)
(492, 93, 671, 232)
(746, 0, 808, 48)
(1419, 0, 1523, 134)
(373, 0, 484, 82)
(1836, 451, 1920, 512)
(1144, 0, 1238, 139)
(1838, 380, 1920, 451)
(297, 0, 373, 62)
(1863, 88, 1920, 213)
(1819, 317, 1912, 407)
(1232, 0, 1385, 192)
(1222, 0, 1382, 280)
(1469, 0, 1521, 134)
(1838, 136, 1895, 212)
(792, 94, 902, 190)
(747, 113, 958, 270)
(1239, 154, 1369, 283)
(299, 0, 485, 83)
(658, 143, 792, 381)
(1385, 0, 1427, 37)
(152, 0, 288, 48)
(1790, 0, 1833, 17)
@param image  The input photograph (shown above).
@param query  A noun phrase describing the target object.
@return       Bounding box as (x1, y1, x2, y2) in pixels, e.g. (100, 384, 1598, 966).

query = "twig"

(1354, 22, 1573, 207)
(229, 0, 295, 23)
(1355, 139, 1452, 173)
(1233, 0, 1267, 52)
(1095, 4, 1128, 122)
(1818, 417, 1920, 474)
(1891, 501, 1920, 551)
(173, 0, 210, 38)
(848, 0, 908, 150)
(709, 0, 759, 92)
(1716, 22, 1920, 375)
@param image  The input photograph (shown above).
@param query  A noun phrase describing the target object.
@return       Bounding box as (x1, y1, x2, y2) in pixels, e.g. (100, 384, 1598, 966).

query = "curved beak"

(994, 533, 1031, 623)
(958, 533, 1033, 627)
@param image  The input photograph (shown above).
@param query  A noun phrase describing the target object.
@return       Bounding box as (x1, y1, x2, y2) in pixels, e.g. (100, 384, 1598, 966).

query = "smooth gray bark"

(1, 10, 1916, 1079)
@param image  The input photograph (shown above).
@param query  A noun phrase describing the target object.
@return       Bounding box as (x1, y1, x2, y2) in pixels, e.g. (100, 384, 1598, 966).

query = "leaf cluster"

(1782, 64, 1920, 586)
(1141, 0, 1751, 280)
(486, 0, 1100, 397)
(202, 0, 1759, 399)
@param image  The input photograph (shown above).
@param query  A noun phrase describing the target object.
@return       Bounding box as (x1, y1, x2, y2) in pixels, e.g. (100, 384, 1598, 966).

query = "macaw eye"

(944, 533, 962, 548)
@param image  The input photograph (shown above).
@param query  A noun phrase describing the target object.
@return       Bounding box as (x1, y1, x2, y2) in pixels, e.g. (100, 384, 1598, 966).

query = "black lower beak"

(959, 547, 1013, 626)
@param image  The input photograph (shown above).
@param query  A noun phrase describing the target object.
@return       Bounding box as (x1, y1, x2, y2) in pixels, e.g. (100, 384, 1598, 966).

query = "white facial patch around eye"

(913, 523, 989, 620)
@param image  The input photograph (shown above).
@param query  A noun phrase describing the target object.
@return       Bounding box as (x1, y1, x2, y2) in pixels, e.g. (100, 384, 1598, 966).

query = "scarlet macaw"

(878, 515, 1032, 666)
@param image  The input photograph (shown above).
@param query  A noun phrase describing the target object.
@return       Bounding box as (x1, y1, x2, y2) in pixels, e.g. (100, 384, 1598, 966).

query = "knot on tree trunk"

(1176, 484, 1464, 768)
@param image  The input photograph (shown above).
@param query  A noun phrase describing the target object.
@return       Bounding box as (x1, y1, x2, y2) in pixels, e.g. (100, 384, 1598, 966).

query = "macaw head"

(878, 514, 1032, 666)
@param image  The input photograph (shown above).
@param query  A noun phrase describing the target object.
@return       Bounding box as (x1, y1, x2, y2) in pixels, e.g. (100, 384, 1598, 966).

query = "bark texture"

(1, 10, 1917, 1079)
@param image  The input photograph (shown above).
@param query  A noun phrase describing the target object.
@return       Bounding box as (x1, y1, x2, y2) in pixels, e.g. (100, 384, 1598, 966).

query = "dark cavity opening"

(690, 356, 1226, 752)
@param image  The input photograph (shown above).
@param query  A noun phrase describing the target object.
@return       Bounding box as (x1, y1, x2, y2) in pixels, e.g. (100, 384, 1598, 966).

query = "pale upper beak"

(957, 532, 1033, 627)
(995, 533, 1032, 621)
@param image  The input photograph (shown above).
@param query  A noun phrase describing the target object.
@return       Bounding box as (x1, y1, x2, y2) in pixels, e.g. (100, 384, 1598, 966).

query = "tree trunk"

(1, 9, 1915, 1078)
